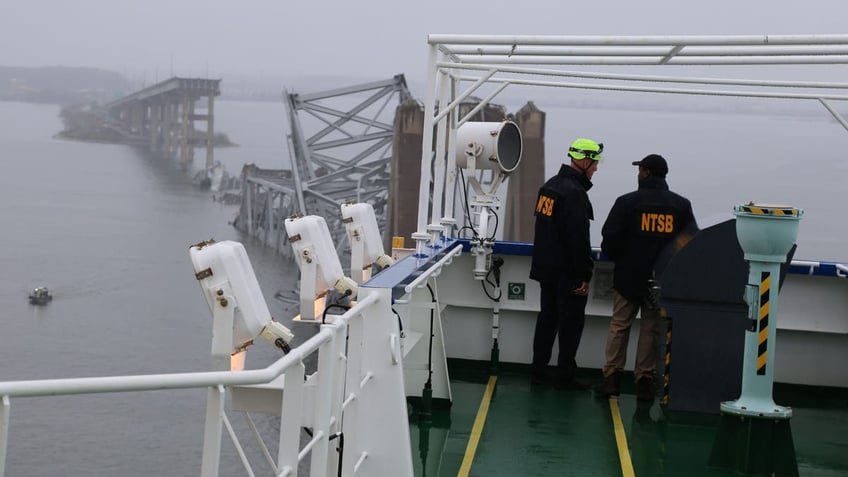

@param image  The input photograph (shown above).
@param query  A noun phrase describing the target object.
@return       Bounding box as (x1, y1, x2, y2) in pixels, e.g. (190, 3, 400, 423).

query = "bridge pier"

(107, 77, 220, 170)
(180, 95, 193, 167)
(206, 95, 214, 170)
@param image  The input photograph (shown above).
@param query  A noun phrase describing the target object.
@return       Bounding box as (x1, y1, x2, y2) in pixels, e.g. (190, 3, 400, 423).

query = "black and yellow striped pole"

(709, 203, 802, 476)
(661, 311, 671, 407)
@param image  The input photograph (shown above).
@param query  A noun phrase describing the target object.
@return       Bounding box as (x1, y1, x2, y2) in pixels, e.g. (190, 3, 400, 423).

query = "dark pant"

(531, 278, 588, 382)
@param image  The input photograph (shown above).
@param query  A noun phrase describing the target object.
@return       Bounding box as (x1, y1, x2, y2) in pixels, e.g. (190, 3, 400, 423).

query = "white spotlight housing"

(455, 120, 523, 174)
(285, 215, 358, 322)
(342, 202, 395, 283)
(189, 240, 295, 370)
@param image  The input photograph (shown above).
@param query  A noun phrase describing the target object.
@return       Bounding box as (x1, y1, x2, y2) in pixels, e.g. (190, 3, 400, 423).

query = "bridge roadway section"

(106, 77, 221, 169)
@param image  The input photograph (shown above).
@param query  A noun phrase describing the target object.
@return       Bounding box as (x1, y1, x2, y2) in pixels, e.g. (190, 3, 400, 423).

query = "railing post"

(0, 395, 9, 477)
(343, 288, 414, 475)
(277, 363, 305, 476)
(327, 321, 349, 474)
(341, 305, 365, 474)
(200, 385, 226, 477)
(201, 283, 237, 476)
(308, 327, 337, 476)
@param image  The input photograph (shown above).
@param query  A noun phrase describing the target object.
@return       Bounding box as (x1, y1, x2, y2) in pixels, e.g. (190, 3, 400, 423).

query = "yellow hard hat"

(568, 138, 603, 161)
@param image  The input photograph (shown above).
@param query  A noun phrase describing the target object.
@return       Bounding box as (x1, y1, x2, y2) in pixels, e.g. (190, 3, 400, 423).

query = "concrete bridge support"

(389, 98, 544, 245)
(505, 102, 546, 243)
(107, 77, 220, 170)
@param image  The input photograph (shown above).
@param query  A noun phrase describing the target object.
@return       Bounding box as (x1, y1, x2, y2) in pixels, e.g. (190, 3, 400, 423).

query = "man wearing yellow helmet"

(529, 137, 603, 389)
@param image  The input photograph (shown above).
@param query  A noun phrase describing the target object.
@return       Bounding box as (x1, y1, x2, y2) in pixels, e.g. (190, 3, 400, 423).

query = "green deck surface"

(408, 361, 848, 477)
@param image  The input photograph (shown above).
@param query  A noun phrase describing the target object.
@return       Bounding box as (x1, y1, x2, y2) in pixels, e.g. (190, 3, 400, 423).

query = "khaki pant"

(602, 291, 662, 381)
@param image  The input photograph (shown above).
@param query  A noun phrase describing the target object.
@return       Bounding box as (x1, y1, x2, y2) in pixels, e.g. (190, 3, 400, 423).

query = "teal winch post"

(709, 203, 802, 476)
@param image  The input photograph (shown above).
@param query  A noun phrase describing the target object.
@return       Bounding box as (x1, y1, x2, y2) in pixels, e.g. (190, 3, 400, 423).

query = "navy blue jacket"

(601, 176, 696, 301)
(530, 165, 594, 284)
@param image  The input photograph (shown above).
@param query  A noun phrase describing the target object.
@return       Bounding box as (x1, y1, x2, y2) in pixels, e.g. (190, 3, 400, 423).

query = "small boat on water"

(27, 287, 52, 305)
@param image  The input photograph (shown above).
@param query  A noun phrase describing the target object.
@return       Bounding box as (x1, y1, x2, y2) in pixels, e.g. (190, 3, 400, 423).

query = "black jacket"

(601, 175, 696, 301)
(530, 164, 594, 283)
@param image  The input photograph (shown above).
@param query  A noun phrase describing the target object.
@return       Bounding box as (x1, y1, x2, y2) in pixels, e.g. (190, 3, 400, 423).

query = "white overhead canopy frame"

(414, 33, 848, 238)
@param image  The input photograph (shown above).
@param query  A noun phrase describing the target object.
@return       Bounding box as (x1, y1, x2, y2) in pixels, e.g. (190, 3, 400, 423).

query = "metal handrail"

(0, 292, 377, 398)
(0, 293, 380, 476)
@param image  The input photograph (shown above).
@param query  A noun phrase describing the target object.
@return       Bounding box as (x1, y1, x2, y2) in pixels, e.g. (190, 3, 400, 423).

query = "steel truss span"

(237, 75, 412, 262)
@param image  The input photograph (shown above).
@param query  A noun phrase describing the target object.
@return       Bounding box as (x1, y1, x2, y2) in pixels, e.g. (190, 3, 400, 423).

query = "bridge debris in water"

(233, 75, 546, 262)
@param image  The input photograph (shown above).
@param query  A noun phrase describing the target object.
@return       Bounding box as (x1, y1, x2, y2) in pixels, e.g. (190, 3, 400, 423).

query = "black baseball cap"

(632, 154, 668, 177)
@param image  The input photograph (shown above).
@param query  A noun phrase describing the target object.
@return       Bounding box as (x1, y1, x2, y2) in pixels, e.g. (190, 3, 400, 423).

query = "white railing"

(415, 34, 848, 238)
(0, 293, 382, 477)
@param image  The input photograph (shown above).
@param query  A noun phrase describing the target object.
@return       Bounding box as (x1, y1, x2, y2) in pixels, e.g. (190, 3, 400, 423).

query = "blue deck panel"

(453, 238, 535, 257)
(787, 261, 846, 277)
(362, 239, 464, 302)
(453, 238, 842, 277)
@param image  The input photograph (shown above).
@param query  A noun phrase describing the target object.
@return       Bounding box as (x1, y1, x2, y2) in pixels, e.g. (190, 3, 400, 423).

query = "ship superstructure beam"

(414, 33, 848, 243)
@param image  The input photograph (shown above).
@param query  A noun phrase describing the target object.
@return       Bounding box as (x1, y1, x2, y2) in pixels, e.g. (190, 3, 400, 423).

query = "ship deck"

(408, 360, 848, 477)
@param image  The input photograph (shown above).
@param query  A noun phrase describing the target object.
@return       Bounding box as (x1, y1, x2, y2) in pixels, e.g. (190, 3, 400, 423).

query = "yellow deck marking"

(457, 375, 497, 477)
(609, 399, 636, 477)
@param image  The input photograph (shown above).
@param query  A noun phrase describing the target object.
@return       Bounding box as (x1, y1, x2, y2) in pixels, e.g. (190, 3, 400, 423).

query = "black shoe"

(554, 377, 592, 391)
(593, 372, 622, 398)
(636, 376, 656, 402)
(530, 371, 549, 386)
(633, 399, 654, 425)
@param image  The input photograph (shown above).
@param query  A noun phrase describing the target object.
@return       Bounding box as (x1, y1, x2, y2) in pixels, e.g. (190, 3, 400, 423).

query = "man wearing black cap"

(595, 154, 696, 400)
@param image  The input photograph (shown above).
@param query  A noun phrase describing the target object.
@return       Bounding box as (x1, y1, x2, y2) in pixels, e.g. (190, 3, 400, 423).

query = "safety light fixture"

(189, 239, 295, 371)
(285, 215, 358, 322)
(342, 202, 395, 283)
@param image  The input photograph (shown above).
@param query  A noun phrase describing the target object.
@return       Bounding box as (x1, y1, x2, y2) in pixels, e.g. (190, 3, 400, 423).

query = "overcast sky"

(2, 0, 846, 85)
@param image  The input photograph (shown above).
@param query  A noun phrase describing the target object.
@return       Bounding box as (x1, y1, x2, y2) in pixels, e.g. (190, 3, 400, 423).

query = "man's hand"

(573, 281, 589, 296)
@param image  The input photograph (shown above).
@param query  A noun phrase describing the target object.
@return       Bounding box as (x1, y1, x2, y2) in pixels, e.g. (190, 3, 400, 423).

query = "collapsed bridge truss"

(236, 74, 413, 263)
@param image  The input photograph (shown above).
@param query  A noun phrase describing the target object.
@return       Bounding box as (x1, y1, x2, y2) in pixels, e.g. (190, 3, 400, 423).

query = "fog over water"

(536, 97, 848, 262)
(2, 2, 848, 473)
(0, 84, 846, 474)
(0, 101, 296, 476)
(2, 0, 847, 87)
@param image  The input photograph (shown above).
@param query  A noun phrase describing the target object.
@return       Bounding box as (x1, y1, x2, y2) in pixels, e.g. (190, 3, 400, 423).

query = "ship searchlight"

(455, 120, 523, 175)
(454, 120, 524, 280)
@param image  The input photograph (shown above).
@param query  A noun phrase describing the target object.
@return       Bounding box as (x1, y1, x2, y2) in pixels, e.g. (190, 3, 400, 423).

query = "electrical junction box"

(507, 282, 525, 300)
